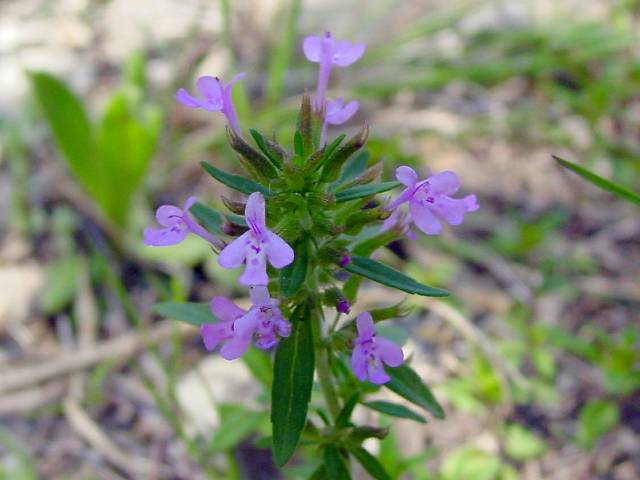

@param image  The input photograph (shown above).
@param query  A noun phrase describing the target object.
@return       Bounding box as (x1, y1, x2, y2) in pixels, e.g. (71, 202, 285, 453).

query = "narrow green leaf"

(577, 400, 619, 449)
(29, 72, 98, 198)
(321, 134, 347, 173)
(363, 401, 427, 423)
(293, 131, 304, 157)
(385, 364, 445, 419)
(200, 161, 269, 196)
(323, 446, 351, 480)
(345, 256, 449, 297)
(335, 181, 401, 203)
(249, 129, 282, 167)
(242, 347, 273, 389)
(279, 239, 308, 297)
(153, 302, 214, 326)
(336, 393, 360, 428)
(320, 125, 368, 182)
(348, 446, 391, 480)
(190, 202, 226, 236)
(554, 155, 640, 206)
(271, 311, 315, 466)
(332, 150, 370, 189)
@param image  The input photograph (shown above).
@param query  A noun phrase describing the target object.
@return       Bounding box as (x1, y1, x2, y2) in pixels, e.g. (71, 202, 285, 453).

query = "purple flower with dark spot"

(337, 299, 351, 314)
(338, 254, 352, 268)
(351, 312, 403, 384)
(218, 192, 294, 286)
(143, 196, 222, 248)
(201, 286, 291, 360)
(303, 32, 365, 111)
(175, 73, 245, 134)
(386, 166, 479, 236)
(321, 97, 359, 145)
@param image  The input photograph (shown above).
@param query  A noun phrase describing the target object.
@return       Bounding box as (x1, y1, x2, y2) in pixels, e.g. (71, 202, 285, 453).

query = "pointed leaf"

(363, 401, 427, 423)
(271, 310, 315, 466)
(279, 239, 308, 297)
(345, 256, 449, 297)
(323, 446, 351, 480)
(554, 156, 640, 206)
(200, 161, 269, 196)
(189, 202, 226, 236)
(335, 181, 401, 203)
(153, 302, 215, 326)
(249, 129, 282, 167)
(348, 446, 391, 480)
(385, 364, 445, 419)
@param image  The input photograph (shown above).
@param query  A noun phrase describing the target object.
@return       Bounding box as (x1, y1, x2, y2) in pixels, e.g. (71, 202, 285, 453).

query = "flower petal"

(409, 199, 442, 235)
(175, 88, 201, 108)
(303, 35, 322, 62)
(227, 72, 246, 86)
(196, 76, 223, 105)
(210, 296, 246, 322)
(396, 166, 418, 187)
(351, 346, 368, 381)
(356, 311, 375, 339)
(249, 285, 271, 306)
(464, 194, 480, 212)
(220, 310, 259, 360)
(326, 100, 359, 125)
(218, 231, 250, 268)
(368, 364, 391, 385)
(143, 227, 187, 246)
(385, 186, 416, 211)
(333, 42, 366, 66)
(426, 171, 459, 195)
(200, 322, 233, 351)
(376, 337, 404, 367)
(238, 248, 268, 286)
(265, 231, 294, 269)
(156, 205, 184, 227)
(245, 192, 266, 235)
(430, 197, 469, 226)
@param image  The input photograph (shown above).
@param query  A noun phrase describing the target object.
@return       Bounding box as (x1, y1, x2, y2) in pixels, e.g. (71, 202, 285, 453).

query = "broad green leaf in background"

(363, 401, 427, 424)
(153, 302, 215, 326)
(440, 447, 501, 480)
(346, 256, 450, 297)
(503, 424, 546, 461)
(385, 364, 445, 419)
(200, 161, 270, 196)
(242, 347, 273, 389)
(323, 446, 351, 480)
(207, 404, 266, 452)
(348, 446, 391, 480)
(29, 72, 99, 200)
(335, 181, 401, 203)
(576, 399, 620, 449)
(271, 311, 315, 466)
(554, 156, 640, 206)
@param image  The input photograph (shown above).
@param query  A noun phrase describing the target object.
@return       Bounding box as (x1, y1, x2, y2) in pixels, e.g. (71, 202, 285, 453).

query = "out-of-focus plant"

(30, 53, 161, 229)
(149, 30, 480, 477)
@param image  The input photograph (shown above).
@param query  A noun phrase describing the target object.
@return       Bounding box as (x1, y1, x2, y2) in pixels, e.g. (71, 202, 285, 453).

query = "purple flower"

(175, 73, 245, 134)
(320, 97, 359, 145)
(218, 192, 294, 286)
(351, 312, 403, 384)
(379, 208, 417, 241)
(337, 299, 351, 314)
(201, 286, 291, 359)
(143, 196, 222, 248)
(386, 166, 479, 236)
(303, 32, 365, 111)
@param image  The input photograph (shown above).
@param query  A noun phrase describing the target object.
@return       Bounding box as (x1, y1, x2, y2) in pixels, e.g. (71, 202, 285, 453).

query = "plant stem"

(311, 311, 341, 422)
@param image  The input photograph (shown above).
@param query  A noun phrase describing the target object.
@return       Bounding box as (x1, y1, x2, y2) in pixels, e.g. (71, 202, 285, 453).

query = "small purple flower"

(303, 32, 365, 111)
(386, 166, 479, 236)
(175, 73, 245, 134)
(338, 254, 352, 268)
(337, 299, 351, 314)
(218, 192, 294, 286)
(320, 97, 359, 145)
(143, 196, 222, 248)
(201, 286, 291, 360)
(351, 312, 403, 384)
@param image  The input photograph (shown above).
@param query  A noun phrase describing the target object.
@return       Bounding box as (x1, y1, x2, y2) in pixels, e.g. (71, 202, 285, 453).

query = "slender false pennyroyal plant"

(150, 31, 478, 476)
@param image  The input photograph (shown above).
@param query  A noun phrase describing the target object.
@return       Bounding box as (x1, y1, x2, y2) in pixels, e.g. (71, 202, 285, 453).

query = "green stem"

(312, 311, 341, 422)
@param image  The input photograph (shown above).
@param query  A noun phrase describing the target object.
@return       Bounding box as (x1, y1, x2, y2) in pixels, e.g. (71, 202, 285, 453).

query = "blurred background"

(1, 0, 639, 478)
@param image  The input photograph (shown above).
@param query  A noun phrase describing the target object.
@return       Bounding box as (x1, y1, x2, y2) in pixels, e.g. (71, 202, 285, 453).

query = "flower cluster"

(145, 31, 478, 385)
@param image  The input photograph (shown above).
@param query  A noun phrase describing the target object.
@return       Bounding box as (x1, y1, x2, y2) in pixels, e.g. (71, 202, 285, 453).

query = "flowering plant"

(151, 31, 478, 476)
